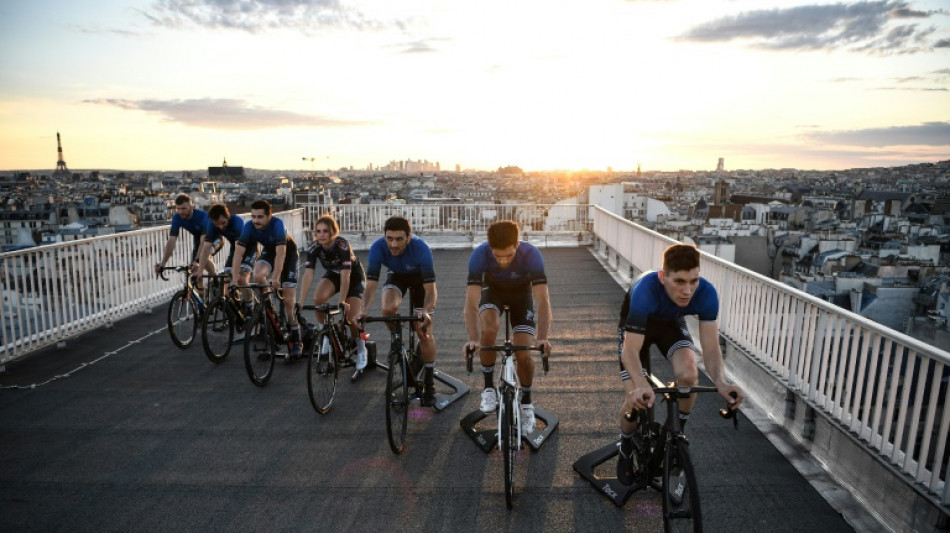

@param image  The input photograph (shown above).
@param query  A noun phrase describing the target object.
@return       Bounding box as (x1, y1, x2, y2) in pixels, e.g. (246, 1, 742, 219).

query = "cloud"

(805, 121, 950, 147)
(85, 98, 373, 129)
(140, 0, 406, 34)
(936, 39, 950, 48)
(678, 1, 943, 55)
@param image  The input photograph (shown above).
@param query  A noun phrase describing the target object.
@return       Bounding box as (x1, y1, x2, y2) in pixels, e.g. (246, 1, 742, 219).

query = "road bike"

(363, 313, 425, 454)
(242, 283, 305, 387)
(465, 306, 549, 509)
(574, 364, 738, 532)
(305, 303, 377, 414)
(160, 266, 207, 349)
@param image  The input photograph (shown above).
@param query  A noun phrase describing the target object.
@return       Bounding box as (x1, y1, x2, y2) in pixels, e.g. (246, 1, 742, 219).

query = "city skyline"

(1, 0, 948, 173)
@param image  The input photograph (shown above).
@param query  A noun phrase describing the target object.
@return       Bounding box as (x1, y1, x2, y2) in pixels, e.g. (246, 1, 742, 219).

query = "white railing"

(593, 206, 950, 504)
(300, 202, 593, 245)
(0, 209, 305, 363)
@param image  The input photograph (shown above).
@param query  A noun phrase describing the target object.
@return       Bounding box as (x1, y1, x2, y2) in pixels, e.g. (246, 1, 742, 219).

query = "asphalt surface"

(0, 247, 857, 532)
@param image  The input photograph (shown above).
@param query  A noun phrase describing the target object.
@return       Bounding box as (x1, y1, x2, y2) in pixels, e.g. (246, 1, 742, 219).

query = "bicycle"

(573, 369, 738, 532)
(201, 278, 255, 364)
(362, 313, 425, 455)
(242, 283, 305, 387)
(160, 266, 208, 349)
(304, 303, 377, 414)
(464, 306, 549, 509)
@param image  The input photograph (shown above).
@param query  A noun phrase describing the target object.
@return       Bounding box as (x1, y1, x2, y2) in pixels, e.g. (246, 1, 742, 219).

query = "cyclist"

(463, 220, 552, 436)
(231, 199, 302, 360)
(193, 204, 256, 287)
(299, 214, 369, 369)
(616, 243, 744, 488)
(154, 194, 212, 278)
(358, 216, 438, 407)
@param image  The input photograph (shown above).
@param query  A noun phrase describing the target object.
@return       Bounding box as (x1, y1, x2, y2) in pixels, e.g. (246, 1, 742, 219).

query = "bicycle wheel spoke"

(201, 300, 233, 363)
(385, 352, 409, 454)
(308, 332, 339, 414)
(243, 315, 275, 387)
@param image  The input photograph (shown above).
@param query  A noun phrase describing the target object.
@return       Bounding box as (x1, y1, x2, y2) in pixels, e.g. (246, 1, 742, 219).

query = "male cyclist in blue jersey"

(192, 204, 256, 287)
(616, 243, 744, 492)
(357, 216, 439, 407)
(154, 194, 213, 277)
(231, 199, 302, 360)
(463, 220, 552, 437)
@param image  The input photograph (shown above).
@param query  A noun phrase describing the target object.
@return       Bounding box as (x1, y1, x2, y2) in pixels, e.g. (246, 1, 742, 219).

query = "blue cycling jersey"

(622, 271, 718, 335)
(366, 236, 436, 283)
(204, 214, 245, 244)
(169, 208, 209, 238)
(466, 241, 547, 290)
(237, 216, 292, 250)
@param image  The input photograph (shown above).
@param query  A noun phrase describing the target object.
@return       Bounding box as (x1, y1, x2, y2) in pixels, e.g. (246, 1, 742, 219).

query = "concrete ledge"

(722, 336, 949, 533)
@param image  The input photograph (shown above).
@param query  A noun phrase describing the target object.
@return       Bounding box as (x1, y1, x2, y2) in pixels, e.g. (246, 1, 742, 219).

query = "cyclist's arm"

(271, 244, 286, 287)
(422, 281, 437, 314)
(156, 235, 178, 274)
(230, 243, 247, 280)
(338, 269, 352, 306)
(463, 284, 481, 343)
(532, 283, 552, 351)
(698, 320, 744, 409)
(361, 280, 378, 317)
(620, 331, 654, 407)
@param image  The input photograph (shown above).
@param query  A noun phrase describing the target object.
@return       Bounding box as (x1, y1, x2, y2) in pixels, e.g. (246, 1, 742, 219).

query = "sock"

(620, 432, 635, 455)
(678, 411, 690, 431)
(521, 386, 532, 405)
(357, 337, 366, 350)
(482, 365, 494, 389)
(424, 362, 434, 386)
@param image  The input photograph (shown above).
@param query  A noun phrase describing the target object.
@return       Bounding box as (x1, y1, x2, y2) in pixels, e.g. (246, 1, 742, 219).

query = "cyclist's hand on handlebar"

(464, 341, 479, 358)
(338, 301, 350, 312)
(269, 278, 281, 291)
(629, 386, 655, 410)
(537, 339, 552, 356)
(153, 263, 163, 277)
(718, 384, 744, 411)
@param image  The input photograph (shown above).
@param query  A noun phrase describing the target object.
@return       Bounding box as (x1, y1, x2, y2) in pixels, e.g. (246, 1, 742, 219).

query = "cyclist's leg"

(508, 290, 537, 392)
(409, 280, 436, 364)
(312, 277, 337, 325)
(658, 318, 699, 425)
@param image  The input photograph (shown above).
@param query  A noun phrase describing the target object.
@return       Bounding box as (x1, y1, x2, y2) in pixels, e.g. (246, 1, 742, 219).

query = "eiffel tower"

(53, 131, 70, 179)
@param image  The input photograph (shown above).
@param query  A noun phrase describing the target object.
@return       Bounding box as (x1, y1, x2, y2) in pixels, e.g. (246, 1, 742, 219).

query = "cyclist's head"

(250, 199, 272, 215)
(174, 194, 193, 219)
(384, 216, 411, 236)
(314, 214, 339, 241)
(487, 220, 519, 250)
(208, 203, 229, 221)
(660, 244, 701, 308)
(662, 244, 700, 273)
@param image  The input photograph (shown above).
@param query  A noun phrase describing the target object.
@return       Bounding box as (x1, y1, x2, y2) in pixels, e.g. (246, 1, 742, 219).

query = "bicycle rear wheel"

(308, 331, 339, 414)
(662, 437, 702, 533)
(167, 290, 198, 348)
(243, 314, 276, 387)
(385, 350, 409, 454)
(501, 386, 517, 509)
(201, 299, 234, 363)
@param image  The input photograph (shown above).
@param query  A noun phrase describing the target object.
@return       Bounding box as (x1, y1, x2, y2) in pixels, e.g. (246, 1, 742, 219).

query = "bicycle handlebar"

(469, 344, 550, 374)
(301, 303, 343, 315)
(244, 283, 285, 302)
(158, 265, 190, 281)
(623, 387, 739, 428)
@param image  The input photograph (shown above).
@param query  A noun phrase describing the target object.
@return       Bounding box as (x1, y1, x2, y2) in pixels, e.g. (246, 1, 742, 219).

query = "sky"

(0, 0, 948, 173)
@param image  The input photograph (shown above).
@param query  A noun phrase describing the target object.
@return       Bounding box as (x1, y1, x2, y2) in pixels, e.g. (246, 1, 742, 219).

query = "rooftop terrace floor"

(0, 248, 862, 532)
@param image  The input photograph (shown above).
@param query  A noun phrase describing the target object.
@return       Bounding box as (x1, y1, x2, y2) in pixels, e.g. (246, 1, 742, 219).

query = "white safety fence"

(593, 206, 950, 506)
(0, 209, 305, 363)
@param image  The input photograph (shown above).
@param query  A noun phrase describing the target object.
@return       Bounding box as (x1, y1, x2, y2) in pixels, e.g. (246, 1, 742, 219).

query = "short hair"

(487, 220, 519, 249)
(208, 204, 229, 220)
(174, 194, 191, 206)
(314, 214, 339, 236)
(250, 199, 272, 215)
(384, 216, 411, 235)
(662, 244, 701, 273)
